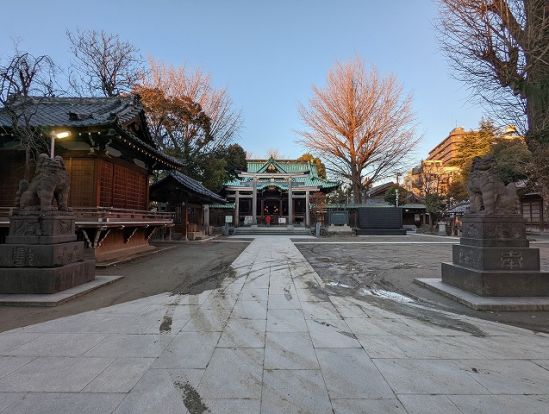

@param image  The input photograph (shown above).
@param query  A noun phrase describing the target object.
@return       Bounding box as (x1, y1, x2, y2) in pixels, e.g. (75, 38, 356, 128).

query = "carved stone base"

(0, 259, 95, 294)
(452, 245, 540, 271)
(441, 262, 549, 297)
(0, 242, 84, 267)
(6, 215, 76, 245)
(460, 214, 528, 247)
(1, 211, 95, 294)
(441, 214, 549, 297)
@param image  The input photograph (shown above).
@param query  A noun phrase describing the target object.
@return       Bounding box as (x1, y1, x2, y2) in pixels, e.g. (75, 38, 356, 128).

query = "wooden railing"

(0, 207, 175, 227)
(72, 207, 174, 226)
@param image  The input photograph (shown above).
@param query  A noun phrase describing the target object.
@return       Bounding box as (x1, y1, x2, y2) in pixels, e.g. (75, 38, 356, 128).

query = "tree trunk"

(524, 0, 549, 230)
(351, 166, 362, 204)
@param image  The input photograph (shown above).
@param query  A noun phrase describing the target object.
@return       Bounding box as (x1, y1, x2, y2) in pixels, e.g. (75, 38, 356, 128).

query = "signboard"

(278, 217, 287, 224)
(225, 215, 233, 224)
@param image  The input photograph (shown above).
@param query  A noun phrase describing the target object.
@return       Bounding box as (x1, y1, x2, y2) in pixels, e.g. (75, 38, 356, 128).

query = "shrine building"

(0, 95, 222, 261)
(223, 158, 338, 227)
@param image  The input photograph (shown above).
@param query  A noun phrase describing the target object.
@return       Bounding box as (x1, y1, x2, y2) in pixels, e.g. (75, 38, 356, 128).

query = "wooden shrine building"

(150, 171, 227, 240)
(223, 158, 338, 227)
(0, 95, 182, 261)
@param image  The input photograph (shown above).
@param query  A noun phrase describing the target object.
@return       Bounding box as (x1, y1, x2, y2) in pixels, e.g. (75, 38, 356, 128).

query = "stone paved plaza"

(1, 235, 549, 413)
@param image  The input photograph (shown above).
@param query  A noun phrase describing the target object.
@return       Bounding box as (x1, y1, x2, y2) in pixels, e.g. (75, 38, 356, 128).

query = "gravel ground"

(0, 240, 249, 333)
(295, 234, 549, 333)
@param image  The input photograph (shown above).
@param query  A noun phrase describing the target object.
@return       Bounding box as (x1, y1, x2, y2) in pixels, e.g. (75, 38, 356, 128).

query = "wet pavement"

(1, 235, 549, 413)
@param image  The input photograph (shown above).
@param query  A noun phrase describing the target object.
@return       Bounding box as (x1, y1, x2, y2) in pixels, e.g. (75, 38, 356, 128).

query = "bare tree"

(266, 148, 283, 159)
(67, 29, 144, 97)
(298, 59, 419, 204)
(438, 0, 549, 215)
(0, 50, 56, 178)
(140, 59, 241, 150)
(439, 0, 549, 137)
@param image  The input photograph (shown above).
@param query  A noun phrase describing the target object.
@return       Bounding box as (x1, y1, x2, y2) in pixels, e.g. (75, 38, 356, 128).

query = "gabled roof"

(226, 158, 339, 191)
(0, 95, 183, 170)
(0, 95, 143, 128)
(256, 157, 288, 174)
(247, 159, 313, 174)
(366, 181, 395, 197)
(150, 172, 226, 204)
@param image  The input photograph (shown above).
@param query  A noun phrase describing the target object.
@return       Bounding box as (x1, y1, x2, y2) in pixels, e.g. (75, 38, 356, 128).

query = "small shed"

(149, 172, 226, 239)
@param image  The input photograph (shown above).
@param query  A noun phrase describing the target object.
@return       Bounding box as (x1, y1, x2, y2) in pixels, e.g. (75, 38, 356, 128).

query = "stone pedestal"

(441, 214, 549, 297)
(0, 211, 95, 294)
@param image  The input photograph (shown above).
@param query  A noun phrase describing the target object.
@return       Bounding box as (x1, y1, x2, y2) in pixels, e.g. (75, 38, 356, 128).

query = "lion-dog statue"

(16, 154, 70, 211)
(467, 155, 519, 215)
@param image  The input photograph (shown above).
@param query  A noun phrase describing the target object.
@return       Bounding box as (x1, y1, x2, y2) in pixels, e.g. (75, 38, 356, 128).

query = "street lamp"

(50, 130, 71, 158)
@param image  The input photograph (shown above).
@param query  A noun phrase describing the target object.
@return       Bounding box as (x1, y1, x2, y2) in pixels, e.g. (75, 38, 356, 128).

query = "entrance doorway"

(264, 199, 280, 215)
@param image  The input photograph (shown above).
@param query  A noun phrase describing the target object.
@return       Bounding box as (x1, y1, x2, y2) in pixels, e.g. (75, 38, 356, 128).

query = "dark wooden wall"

(0, 152, 25, 207)
(0, 153, 149, 210)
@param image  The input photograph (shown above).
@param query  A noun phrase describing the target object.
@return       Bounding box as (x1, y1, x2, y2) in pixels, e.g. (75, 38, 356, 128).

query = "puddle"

(326, 281, 352, 289)
(359, 288, 415, 304)
(174, 381, 209, 414)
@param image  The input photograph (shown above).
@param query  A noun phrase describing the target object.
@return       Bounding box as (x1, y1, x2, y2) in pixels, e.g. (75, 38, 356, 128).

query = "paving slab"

(217, 318, 266, 348)
(331, 398, 407, 414)
(83, 357, 154, 392)
(266, 309, 308, 332)
(264, 331, 318, 369)
(373, 359, 489, 395)
(261, 369, 332, 414)
(7, 333, 106, 357)
(306, 319, 361, 348)
(0, 357, 34, 380)
(153, 332, 220, 369)
(0, 356, 113, 392)
(6, 392, 125, 414)
(398, 394, 462, 414)
(203, 398, 261, 414)
(448, 394, 549, 414)
(315, 348, 394, 399)
(197, 347, 263, 399)
(113, 369, 188, 414)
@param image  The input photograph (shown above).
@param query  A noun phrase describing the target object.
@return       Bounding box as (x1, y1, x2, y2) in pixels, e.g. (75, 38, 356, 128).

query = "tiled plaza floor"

(1, 236, 549, 413)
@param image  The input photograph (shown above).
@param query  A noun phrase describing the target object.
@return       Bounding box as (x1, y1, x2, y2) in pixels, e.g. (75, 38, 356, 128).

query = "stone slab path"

(1, 235, 549, 413)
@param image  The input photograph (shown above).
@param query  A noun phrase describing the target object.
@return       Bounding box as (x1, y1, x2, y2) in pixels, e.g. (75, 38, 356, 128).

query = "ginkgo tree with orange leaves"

(298, 58, 419, 204)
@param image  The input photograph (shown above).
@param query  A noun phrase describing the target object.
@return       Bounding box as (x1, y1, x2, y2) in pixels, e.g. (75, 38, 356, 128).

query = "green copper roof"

(224, 158, 339, 190)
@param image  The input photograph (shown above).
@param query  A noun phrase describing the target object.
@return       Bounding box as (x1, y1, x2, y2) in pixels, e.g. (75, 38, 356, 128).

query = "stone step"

(234, 227, 310, 236)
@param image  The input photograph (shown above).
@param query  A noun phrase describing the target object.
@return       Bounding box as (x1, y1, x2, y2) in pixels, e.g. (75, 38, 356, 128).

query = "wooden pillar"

(182, 201, 188, 241)
(252, 178, 257, 225)
(234, 190, 240, 227)
(288, 179, 293, 225)
(305, 190, 310, 227)
(203, 205, 210, 234)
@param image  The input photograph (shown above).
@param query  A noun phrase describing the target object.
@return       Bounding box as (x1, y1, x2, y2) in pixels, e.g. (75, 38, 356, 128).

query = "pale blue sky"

(0, 0, 484, 164)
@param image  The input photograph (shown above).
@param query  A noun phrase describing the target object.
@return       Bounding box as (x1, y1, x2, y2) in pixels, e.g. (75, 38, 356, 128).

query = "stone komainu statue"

(467, 155, 519, 216)
(15, 154, 70, 211)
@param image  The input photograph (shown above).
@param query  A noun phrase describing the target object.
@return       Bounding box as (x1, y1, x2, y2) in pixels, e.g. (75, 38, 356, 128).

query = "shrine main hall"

(223, 158, 338, 227)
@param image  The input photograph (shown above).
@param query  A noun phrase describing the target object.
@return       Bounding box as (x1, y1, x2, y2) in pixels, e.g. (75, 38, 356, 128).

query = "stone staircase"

(233, 226, 311, 236)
